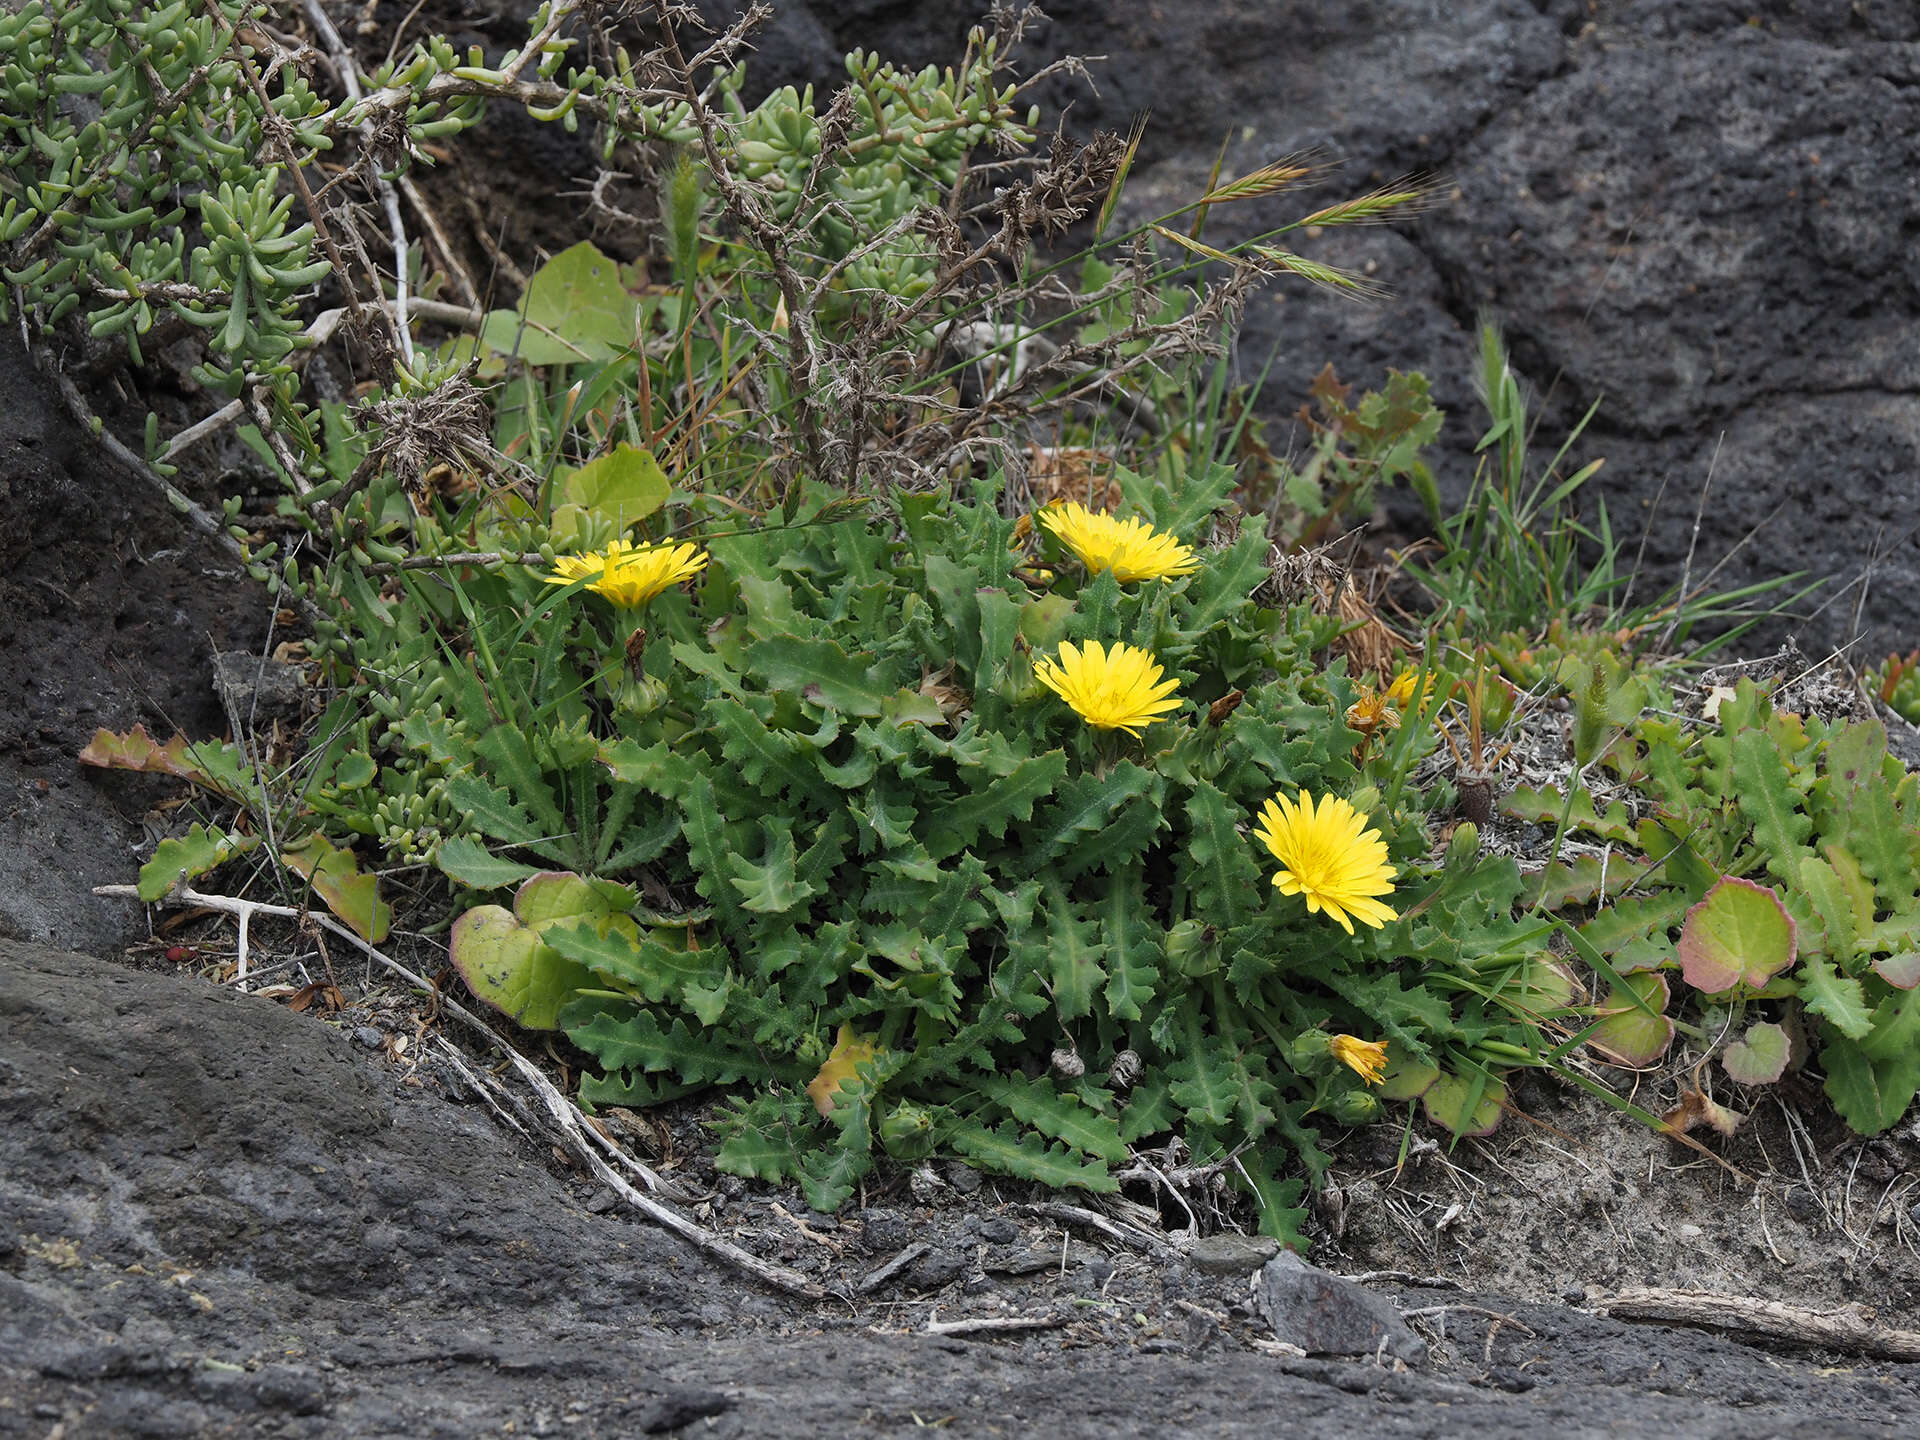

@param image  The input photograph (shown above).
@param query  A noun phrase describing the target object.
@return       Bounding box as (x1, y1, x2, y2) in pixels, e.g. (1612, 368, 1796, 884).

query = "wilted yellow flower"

(1329, 1034, 1389, 1085)
(1036, 501, 1200, 583)
(1035, 639, 1183, 737)
(1253, 789, 1398, 934)
(1345, 690, 1400, 737)
(543, 539, 707, 609)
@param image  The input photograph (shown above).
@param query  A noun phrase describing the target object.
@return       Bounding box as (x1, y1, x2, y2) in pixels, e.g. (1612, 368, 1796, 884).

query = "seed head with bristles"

(1198, 153, 1320, 206)
(1296, 177, 1442, 228)
(1253, 245, 1388, 301)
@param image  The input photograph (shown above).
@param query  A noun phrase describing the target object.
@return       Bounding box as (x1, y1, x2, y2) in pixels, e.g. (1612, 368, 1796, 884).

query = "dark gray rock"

(1255, 1252, 1429, 1365)
(211, 648, 307, 725)
(1188, 1232, 1281, 1276)
(750, 0, 1920, 654)
(6, 941, 1920, 1434)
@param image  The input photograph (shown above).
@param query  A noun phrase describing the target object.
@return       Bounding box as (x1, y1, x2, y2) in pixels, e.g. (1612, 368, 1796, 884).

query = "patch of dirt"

(1321, 1073, 1920, 1316)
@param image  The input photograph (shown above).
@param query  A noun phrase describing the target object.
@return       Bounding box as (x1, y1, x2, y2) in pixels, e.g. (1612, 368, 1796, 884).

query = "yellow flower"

(543, 539, 707, 609)
(1035, 639, 1183, 737)
(1252, 788, 1399, 934)
(1036, 501, 1200, 583)
(1329, 1034, 1389, 1085)
(1385, 669, 1432, 710)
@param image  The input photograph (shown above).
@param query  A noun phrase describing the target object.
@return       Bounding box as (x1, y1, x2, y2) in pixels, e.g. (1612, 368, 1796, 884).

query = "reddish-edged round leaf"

(1677, 877, 1797, 994)
(1587, 971, 1675, 1067)
(1872, 952, 1920, 991)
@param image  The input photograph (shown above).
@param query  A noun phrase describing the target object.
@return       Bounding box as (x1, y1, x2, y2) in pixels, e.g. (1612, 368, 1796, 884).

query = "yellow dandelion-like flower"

(1252, 789, 1399, 934)
(1036, 501, 1200, 583)
(1034, 639, 1183, 737)
(542, 539, 707, 609)
(1385, 669, 1433, 710)
(1329, 1034, 1389, 1086)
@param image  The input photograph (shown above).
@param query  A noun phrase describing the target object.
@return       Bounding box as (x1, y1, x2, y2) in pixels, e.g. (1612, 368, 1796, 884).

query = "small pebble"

(353, 1027, 383, 1050)
(945, 1163, 983, 1195)
(860, 1208, 911, 1253)
(977, 1217, 1018, 1246)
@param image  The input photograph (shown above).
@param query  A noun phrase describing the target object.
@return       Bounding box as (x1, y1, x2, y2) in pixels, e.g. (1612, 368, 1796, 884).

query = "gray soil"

(7, 1, 1920, 1434)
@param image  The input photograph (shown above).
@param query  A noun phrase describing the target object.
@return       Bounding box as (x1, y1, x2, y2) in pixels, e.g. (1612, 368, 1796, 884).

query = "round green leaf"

(1588, 971, 1675, 1067)
(1722, 1020, 1791, 1085)
(1375, 1047, 1440, 1102)
(449, 903, 594, 1032)
(1422, 1072, 1505, 1137)
(1677, 877, 1797, 994)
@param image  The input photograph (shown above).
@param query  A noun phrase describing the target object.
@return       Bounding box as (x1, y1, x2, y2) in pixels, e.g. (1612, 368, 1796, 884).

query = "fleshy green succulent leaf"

(1677, 877, 1797, 994)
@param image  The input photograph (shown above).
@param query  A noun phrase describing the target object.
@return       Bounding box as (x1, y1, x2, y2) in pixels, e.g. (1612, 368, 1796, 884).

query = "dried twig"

(1598, 1287, 1920, 1361)
(94, 884, 829, 1302)
(301, 0, 415, 366)
(1020, 1200, 1175, 1255)
(924, 1313, 1066, 1338)
(857, 1242, 929, 1295)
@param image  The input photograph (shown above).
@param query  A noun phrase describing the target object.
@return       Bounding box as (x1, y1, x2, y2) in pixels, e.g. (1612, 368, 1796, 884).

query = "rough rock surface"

(0, 336, 262, 954)
(1256, 1252, 1429, 1365)
(8, 942, 1920, 1437)
(753, 0, 1920, 652)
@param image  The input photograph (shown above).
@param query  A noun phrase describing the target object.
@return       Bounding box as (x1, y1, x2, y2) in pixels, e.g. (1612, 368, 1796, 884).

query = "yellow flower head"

(543, 539, 708, 609)
(1385, 669, 1432, 711)
(1253, 788, 1399, 934)
(1329, 1033, 1389, 1086)
(1036, 502, 1200, 583)
(1034, 639, 1183, 737)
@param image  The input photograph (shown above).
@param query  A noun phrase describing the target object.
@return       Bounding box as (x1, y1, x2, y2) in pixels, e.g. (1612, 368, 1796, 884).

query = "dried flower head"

(1253, 789, 1398, 934)
(542, 539, 708, 609)
(1329, 1034, 1389, 1085)
(1037, 502, 1200, 583)
(1345, 690, 1400, 738)
(1035, 639, 1183, 737)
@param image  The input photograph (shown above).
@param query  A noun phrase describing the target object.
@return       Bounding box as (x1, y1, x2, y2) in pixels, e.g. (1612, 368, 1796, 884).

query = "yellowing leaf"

(281, 832, 391, 943)
(806, 1023, 883, 1117)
